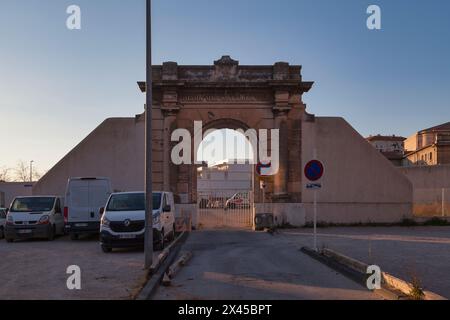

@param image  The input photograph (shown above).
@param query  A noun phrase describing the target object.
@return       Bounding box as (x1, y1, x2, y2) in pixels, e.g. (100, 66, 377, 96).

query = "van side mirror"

(99, 207, 105, 215)
(163, 205, 171, 213)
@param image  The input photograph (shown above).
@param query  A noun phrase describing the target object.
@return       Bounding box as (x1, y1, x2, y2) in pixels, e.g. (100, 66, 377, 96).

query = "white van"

(100, 191, 176, 253)
(64, 177, 112, 240)
(4, 196, 65, 242)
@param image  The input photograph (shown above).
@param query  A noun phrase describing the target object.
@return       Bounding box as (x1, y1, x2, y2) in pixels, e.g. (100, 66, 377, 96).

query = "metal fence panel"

(197, 189, 254, 229)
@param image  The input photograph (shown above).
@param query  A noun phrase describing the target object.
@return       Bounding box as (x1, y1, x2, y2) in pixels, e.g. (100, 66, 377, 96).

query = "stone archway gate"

(138, 56, 313, 228)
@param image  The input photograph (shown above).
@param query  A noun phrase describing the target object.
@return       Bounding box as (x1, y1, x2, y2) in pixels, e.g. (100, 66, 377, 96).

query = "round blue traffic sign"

(304, 160, 324, 182)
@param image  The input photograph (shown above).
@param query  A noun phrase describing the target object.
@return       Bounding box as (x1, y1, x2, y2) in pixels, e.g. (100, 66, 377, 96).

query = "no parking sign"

(304, 160, 324, 182)
(304, 159, 324, 252)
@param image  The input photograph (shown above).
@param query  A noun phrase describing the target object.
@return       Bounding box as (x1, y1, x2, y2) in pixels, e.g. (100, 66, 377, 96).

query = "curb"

(136, 231, 189, 300)
(300, 247, 367, 286)
(301, 247, 447, 300)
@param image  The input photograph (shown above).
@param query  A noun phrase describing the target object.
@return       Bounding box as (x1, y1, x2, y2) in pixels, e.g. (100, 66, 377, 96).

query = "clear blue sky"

(1, 0, 450, 174)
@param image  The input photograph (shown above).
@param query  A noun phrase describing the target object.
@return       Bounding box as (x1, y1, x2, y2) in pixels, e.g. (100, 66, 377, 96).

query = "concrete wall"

(33, 113, 414, 226)
(0, 182, 34, 208)
(301, 117, 413, 224)
(399, 165, 450, 189)
(33, 118, 146, 196)
(399, 165, 450, 216)
(256, 203, 306, 227)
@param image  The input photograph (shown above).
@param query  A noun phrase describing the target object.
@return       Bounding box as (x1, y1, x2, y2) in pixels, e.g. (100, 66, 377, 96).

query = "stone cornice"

(137, 56, 314, 94)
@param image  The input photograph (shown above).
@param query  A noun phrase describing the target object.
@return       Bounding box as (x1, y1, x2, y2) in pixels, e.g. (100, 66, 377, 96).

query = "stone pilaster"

(272, 90, 291, 201)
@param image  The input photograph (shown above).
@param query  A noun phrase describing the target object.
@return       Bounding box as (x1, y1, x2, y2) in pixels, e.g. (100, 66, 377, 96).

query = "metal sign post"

(313, 189, 317, 251)
(144, 0, 153, 270)
(443, 188, 446, 217)
(304, 158, 324, 252)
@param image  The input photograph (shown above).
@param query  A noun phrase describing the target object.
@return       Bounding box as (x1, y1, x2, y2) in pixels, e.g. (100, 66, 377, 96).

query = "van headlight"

(38, 215, 50, 225)
(153, 215, 160, 225)
(101, 216, 110, 227)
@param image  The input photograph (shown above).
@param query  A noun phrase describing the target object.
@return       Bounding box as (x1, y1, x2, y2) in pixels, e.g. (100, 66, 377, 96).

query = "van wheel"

(70, 233, 79, 241)
(101, 245, 112, 253)
(47, 225, 55, 241)
(154, 229, 165, 251)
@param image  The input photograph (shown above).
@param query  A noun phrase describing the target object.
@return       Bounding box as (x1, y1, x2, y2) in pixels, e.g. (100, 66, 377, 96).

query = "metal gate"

(197, 190, 254, 229)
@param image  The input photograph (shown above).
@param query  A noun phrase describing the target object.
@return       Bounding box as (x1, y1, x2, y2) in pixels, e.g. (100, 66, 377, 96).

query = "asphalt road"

(153, 230, 381, 300)
(281, 226, 450, 299)
(0, 235, 153, 300)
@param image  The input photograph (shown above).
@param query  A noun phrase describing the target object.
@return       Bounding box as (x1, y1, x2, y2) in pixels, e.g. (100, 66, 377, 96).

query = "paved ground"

(153, 230, 381, 300)
(0, 235, 155, 300)
(280, 226, 450, 298)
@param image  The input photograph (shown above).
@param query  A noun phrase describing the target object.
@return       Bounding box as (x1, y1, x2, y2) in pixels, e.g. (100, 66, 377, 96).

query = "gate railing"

(197, 190, 254, 229)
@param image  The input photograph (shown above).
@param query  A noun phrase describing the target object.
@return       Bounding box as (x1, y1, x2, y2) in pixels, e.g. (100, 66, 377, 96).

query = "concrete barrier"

(303, 247, 447, 300)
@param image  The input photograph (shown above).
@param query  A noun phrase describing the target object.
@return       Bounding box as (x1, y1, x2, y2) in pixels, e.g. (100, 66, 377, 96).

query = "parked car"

(4, 196, 65, 242)
(64, 177, 112, 240)
(0, 208, 7, 239)
(225, 192, 251, 209)
(100, 191, 176, 253)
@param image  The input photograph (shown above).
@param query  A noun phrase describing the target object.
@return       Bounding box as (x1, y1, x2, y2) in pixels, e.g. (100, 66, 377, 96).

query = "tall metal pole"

(30, 160, 34, 182)
(313, 189, 317, 252)
(144, 0, 153, 270)
(312, 148, 318, 252)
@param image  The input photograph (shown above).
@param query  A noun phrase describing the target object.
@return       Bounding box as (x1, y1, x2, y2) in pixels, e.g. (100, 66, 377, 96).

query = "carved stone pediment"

(214, 55, 239, 66)
(213, 55, 239, 81)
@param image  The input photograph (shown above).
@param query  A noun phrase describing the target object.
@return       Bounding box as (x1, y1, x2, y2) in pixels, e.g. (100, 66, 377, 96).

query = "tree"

(14, 161, 30, 182)
(0, 167, 11, 182)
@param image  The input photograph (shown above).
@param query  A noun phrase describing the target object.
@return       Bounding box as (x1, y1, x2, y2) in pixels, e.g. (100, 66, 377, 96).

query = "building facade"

(366, 135, 406, 166)
(403, 122, 450, 166)
(197, 160, 253, 194)
(0, 182, 34, 208)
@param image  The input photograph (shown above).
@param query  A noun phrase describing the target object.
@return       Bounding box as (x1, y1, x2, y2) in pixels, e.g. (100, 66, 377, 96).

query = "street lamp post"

(30, 160, 34, 183)
(144, 0, 154, 270)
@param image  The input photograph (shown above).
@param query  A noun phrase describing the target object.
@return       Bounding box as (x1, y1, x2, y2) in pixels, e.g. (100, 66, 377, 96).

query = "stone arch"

(139, 56, 314, 207)
(202, 118, 251, 132)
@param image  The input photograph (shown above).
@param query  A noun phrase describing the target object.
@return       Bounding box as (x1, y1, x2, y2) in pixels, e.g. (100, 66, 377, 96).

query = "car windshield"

(10, 197, 55, 213)
(106, 193, 161, 212)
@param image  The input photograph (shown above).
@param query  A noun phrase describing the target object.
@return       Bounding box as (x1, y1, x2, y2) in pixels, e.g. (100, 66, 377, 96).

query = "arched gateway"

(138, 56, 314, 228)
(33, 56, 412, 228)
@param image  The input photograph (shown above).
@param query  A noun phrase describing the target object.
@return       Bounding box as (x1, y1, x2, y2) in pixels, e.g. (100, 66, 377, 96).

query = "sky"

(1, 0, 450, 176)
